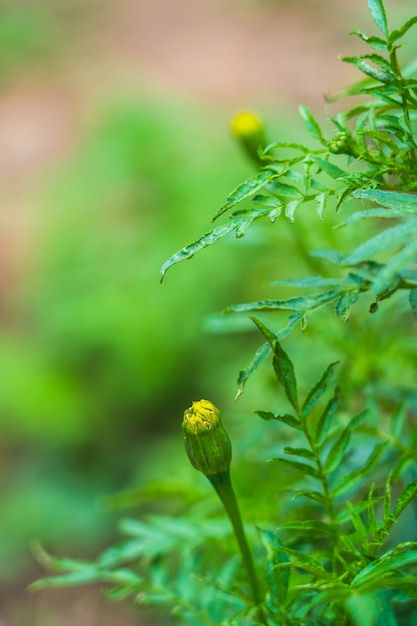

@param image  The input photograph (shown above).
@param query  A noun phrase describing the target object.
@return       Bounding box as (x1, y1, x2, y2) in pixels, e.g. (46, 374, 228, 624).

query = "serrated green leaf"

(160, 221, 237, 281)
(269, 181, 303, 200)
(268, 457, 320, 479)
(384, 471, 393, 524)
(302, 361, 339, 418)
(284, 446, 316, 460)
(389, 16, 417, 44)
(393, 478, 417, 519)
(225, 290, 342, 314)
(367, 0, 389, 38)
(338, 207, 417, 228)
(343, 220, 417, 266)
(258, 528, 289, 605)
(299, 106, 325, 142)
(213, 169, 277, 221)
(335, 290, 360, 321)
(353, 189, 417, 211)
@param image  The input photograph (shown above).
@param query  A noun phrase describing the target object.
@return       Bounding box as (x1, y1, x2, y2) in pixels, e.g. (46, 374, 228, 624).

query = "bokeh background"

(0, 0, 415, 624)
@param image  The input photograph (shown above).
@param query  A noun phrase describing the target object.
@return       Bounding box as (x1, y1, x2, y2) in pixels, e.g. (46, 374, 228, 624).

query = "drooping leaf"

(301, 361, 339, 418)
(367, 0, 389, 38)
(335, 290, 360, 321)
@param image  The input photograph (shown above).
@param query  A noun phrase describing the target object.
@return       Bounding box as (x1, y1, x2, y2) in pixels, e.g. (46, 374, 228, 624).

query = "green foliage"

(33, 1, 417, 625)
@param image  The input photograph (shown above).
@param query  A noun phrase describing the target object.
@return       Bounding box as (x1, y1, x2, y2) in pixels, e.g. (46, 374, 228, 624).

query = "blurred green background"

(0, 0, 416, 624)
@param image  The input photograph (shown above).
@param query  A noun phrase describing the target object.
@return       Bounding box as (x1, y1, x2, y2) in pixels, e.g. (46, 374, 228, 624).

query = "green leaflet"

(301, 361, 339, 418)
(393, 478, 417, 518)
(225, 291, 342, 314)
(278, 520, 336, 535)
(250, 318, 299, 412)
(268, 457, 320, 479)
(389, 16, 417, 43)
(266, 544, 333, 579)
(325, 410, 367, 473)
(367, 0, 389, 38)
(342, 219, 417, 266)
(316, 389, 340, 447)
(284, 446, 316, 461)
(212, 169, 278, 221)
(160, 221, 237, 281)
(235, 314, 303, 396)
(342, 55, 394, 83)
(335, 291, 360, 321)
(350, 29, 388, 51)
(298, 106, 325, 143)
(371, 236, 417, 296)
(254, 410, 303, 431)
(353, 188, 417, 211)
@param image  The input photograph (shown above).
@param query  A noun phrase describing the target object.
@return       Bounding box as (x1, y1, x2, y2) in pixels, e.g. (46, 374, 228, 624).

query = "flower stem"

(208, 470, 261, 607)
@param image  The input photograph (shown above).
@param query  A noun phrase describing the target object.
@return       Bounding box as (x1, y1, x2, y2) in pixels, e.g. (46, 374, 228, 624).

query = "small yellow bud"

(230, 110, 267, 165)
(182, 400, 232, 477)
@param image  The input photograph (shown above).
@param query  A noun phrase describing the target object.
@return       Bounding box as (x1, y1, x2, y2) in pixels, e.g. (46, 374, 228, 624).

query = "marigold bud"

(230, 110, 267, 165)
(182, 399, 232, 477)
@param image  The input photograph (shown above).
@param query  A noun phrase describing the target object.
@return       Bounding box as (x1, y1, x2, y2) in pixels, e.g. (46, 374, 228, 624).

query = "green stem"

(208, 470, 262, 608)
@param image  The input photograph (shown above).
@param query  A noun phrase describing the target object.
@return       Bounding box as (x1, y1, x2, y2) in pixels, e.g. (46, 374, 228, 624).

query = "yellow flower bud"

(230, 110, 267, 165)
(182, 400, 232, 477)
